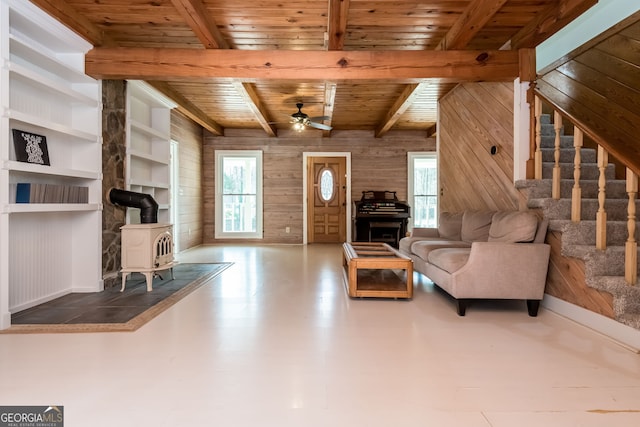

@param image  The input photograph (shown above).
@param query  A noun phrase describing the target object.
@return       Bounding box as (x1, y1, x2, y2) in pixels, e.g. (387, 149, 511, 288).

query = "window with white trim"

(408, 152, 438, 229)
(215, 150, 263, 239)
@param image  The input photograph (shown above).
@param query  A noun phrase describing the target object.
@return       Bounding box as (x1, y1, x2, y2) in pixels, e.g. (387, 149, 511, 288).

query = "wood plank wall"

(535, 12, 640, 176)
(529, 16, 640, 320)
(170, 110, 204, 251)
(438, 81, 615, 318)
(545, 231, 614, 318)
(438, 81, 525, 212)
(202, 130, 435, 243)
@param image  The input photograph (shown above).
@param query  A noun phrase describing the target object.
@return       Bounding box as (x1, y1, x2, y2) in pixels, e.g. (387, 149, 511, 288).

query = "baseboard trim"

(543, 294, 640, 353)
(0, 313, 10, 330)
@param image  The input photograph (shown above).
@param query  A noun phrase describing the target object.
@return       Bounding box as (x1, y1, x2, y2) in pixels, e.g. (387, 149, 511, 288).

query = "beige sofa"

(399, 210, 550, 316)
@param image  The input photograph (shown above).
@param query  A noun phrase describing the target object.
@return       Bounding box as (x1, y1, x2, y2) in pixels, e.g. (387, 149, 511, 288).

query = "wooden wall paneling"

(535, 16, 640, 177)
(559, 60, 640, 118)
(439, 122, 497, 210)
(171, 110, 204, 251)
(455, 84, 514, 171)
(351, 144, 412, 201)
(202, 131, 435, 243)
(438, 82, 522, 213)
(264, 145, 304, 244)
(574, 49, 639, 97)
(439, 81, 615, 321)
(541, 70, 639, 142)
(545, 231, 615, 318)
(202, 141, 215, 240)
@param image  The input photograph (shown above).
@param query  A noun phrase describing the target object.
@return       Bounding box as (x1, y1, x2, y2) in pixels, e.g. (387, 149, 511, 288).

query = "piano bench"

(368, 221, 402, 246)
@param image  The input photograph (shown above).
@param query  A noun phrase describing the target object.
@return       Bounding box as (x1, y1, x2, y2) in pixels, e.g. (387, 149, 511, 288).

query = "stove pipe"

(108, 188, 158, 224)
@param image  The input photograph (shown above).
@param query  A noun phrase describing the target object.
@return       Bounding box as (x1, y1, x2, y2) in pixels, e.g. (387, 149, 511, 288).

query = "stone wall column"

(101, 80, 127, 288)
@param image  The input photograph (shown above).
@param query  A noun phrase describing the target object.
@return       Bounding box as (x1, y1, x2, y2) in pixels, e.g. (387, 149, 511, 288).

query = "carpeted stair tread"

(540, 134, 578, 149)
(552, 219, 636, 247)
(541, 147, 597, 163)
(520, 178, 629, 200)
(530, 198, 639, 222)
(542, 162, 615, 180)
(528, 115, 640, 329)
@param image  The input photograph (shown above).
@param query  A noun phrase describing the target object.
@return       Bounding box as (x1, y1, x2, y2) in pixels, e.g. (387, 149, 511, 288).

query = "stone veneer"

(101, 80, 127, 288)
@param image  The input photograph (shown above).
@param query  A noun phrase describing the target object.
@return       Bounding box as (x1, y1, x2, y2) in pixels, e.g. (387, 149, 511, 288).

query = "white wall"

(537, 0, 640, 70)
(512, 78, 531, 182)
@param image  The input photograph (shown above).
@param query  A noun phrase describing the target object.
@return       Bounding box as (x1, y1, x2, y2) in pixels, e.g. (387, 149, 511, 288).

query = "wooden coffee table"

(342, 242, 413, 299)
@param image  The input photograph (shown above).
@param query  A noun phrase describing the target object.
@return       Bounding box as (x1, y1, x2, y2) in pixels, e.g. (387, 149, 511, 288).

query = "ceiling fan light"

(293, 122, 305, 132)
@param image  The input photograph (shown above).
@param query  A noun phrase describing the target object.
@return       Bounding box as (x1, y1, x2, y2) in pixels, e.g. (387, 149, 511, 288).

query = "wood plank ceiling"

(31, 0, 598, 137)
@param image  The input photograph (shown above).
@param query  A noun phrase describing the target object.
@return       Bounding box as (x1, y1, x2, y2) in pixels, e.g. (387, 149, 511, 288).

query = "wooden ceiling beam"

(322, 82, 337, 137)
(86, 49, 521, 81)
(147, 81, 224, 136)
(28, 1, 230, 133)
(510, 0, 598, 49)
(170, 0, 229, 49)
(232, 82, 277, 137)
(436, 0, 509, 50)
(327, 0, 350, 50)
(170, 2, 282, 136)
(375, 83, 425, 138)
(28, 0, 116, 46)
(382, 0, 508, 137)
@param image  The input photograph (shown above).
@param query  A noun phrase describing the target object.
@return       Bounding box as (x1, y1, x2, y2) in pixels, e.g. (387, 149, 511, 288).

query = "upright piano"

(353, 190, 410, 248)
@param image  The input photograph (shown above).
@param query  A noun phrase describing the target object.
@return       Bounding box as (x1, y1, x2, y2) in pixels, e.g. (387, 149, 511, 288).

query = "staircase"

(517, 114, 640, 330)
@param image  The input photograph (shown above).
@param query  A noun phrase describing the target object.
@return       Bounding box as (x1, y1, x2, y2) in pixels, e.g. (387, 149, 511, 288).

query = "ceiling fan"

(289, 103, 332, 131)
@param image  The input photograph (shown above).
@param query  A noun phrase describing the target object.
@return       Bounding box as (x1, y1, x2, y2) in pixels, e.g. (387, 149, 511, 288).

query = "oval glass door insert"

(319, 168, 335, 202)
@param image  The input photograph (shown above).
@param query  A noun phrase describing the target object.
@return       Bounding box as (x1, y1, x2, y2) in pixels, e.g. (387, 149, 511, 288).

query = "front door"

(307, 156, 347, 243)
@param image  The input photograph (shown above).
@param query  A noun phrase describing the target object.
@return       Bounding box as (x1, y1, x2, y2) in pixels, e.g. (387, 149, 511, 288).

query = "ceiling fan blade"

(306, 121, 332, 131)
(310, 116, 330, 121)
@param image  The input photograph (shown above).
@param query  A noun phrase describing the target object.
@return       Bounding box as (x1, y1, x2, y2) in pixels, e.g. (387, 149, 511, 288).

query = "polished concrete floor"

(0, 243, 639, 427)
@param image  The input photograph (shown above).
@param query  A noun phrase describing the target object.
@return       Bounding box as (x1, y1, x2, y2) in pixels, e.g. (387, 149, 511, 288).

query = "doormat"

(2, 263, 232, 334)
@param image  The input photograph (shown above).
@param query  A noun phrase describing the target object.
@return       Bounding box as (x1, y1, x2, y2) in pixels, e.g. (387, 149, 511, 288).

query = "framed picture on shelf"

(12, 129, 50, 166)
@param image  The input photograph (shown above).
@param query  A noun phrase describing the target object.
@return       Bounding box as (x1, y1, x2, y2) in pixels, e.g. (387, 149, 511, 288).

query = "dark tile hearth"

(9, 263, 231, 331)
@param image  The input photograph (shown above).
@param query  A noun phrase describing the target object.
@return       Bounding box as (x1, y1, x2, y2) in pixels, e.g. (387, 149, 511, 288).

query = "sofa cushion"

(438, 212, 463, 240)
(533, 217, 549, 243)
(488, 211, 538, 243)
(427, 248, 471, 274)
(399, 236, 427, 254)
(411, 239, 471, 260)
(461, 211, 494, 242)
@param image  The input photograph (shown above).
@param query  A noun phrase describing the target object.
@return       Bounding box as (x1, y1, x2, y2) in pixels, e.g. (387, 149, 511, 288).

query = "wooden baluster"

(596, 145, 608, 250)
(625, 168, 638, 285)
(571, 128, 583, 222)
(534, 96, 543, 180)
(552, 111, 562, 199)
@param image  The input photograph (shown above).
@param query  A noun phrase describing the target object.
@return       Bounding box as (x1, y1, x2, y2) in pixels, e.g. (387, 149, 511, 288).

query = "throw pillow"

(438, 212, 463, 240)
(488, 211, 538, 243)
(461, 210, 494, 242)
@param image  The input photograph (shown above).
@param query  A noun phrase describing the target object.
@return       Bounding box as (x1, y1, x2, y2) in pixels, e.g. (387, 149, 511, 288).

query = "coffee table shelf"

(342, 242, 413, 299)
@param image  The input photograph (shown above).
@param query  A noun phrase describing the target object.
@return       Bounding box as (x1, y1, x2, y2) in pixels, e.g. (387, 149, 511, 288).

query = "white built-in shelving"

(0, 0, 103, 329)
(125, 80, 175, 224)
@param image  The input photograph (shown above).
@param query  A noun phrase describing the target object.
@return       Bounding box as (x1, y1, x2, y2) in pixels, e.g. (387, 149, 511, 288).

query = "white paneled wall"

(9, 213, 72, 311)
(0, 0, 102, 329)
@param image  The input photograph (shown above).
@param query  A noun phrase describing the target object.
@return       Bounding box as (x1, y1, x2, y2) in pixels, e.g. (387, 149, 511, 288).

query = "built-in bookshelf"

(125, 81, 175, 224)
(0, 0, 103, 329)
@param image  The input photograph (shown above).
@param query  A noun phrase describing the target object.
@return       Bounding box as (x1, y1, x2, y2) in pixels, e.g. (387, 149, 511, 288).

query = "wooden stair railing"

(627, 168, 638, 284)
(552, 111, 562, 200)
(534, 96, 543, 180)
(596, 146, 608, 250)
(533, 95, 638, 285)
(571, 127, 582, 223)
